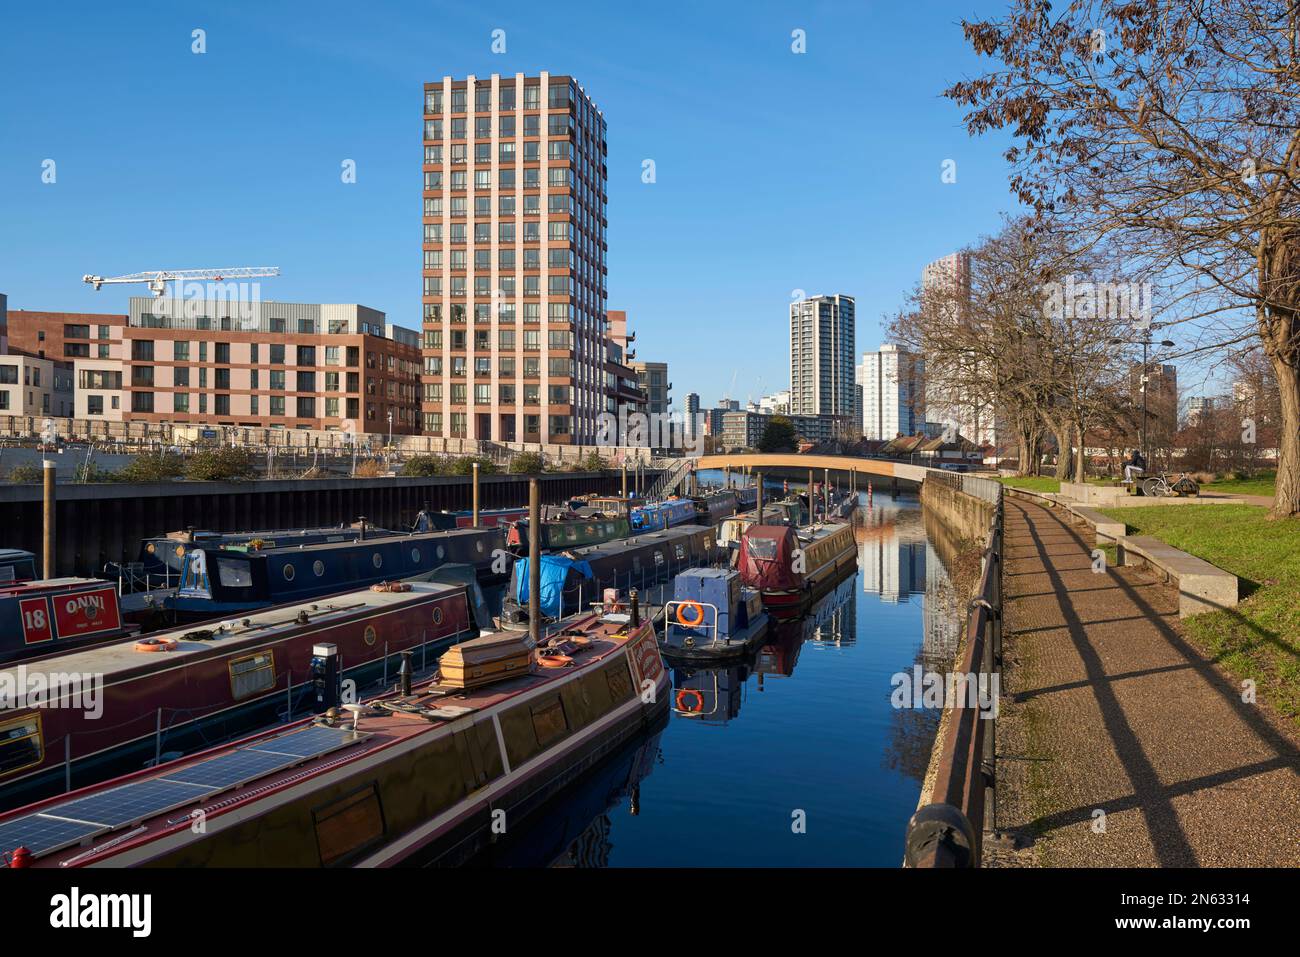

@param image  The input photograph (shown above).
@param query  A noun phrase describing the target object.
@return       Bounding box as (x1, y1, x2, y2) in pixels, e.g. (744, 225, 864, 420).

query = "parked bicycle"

(1138, 472, 1200, 498)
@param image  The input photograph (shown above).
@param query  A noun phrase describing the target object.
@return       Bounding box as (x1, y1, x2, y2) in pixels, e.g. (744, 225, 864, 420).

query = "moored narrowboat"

(661, 567, 769, 661)
(0, 578, 136, 664)
(0, 550, 37, 584)
(691, 489, 740, 525)
(629, 497, 697, 532)
(0, 580, 475, 812)
(413, 506, 528, 530)
(738, 520, 857, 620)
(0, 610, 669, 868)
(505, 514, 632, 555)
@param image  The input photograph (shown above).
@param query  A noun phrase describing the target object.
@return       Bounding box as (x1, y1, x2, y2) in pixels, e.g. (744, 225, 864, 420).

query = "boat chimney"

(398, 650, 413, 696)
(358, 516, 367, 541)
(630, 588, 640, 626)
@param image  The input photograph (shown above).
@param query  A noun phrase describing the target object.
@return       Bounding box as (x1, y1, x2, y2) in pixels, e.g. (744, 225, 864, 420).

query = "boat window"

(476, 540, 485, 553)
(372, 553, 383, 569)
(437, 545, 446, 560)
(229, 651, 275, 701)
(653, 550, 664, 565)
(313, 560, 325, 577)
(410, 548, 421, 564)
(313, 783, 385, 867)
(748, 538, 779, 561)
(282, 563, 296, 582)
(432, 605, 444, 625)
(217, 558, 253, 588)
(0, 714, 43, 778)
(530, 697, 569, 748)
(363, 626, 376, 646)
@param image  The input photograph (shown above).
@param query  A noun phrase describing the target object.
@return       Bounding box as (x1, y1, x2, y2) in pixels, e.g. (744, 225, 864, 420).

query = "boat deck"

(4, 612, 643, 868)
(3, 581, 465, 682)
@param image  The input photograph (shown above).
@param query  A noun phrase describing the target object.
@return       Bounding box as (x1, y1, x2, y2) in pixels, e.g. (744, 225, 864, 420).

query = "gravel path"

(992, 497, 1300, 867)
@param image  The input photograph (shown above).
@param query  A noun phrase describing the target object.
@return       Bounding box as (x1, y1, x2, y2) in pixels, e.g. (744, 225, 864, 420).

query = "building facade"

(0, 355, 75, 418)
(789, 294, 855, 420)
(860, 344, 925, 440)
(6, 309, 128, 364)
(719, 410, 843, 451)
(631, 360, 670, 415)
(115, 297, 420, 434)
(421, 73, 609, 445)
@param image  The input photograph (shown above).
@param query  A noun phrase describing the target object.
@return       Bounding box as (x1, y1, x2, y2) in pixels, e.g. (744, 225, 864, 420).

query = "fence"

(904, 478, 1004, 867)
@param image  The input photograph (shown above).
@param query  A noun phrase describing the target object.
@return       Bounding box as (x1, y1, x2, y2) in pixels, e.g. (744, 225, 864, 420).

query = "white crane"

(82, 266, 280, 297)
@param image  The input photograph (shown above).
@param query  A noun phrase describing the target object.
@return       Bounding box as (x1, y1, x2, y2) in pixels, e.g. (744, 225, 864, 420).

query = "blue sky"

(0, 0, 1024, 407)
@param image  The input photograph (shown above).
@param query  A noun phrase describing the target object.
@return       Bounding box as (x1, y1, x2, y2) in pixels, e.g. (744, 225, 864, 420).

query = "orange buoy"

(537, 654, 573, 668)
(675, 601, 705, 627)
(134, 637, 177, 653)
(675, 689, 705, 713)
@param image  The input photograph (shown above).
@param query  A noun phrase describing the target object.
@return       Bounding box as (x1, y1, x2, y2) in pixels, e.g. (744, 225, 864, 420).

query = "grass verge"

(1098, 503, 1300, 726)
(997, 476, 1060, 494)
(1201, 471, 1276, 498)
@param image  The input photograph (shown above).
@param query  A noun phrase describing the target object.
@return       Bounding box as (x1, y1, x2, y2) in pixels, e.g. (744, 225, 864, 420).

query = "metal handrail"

(904, 484, 1003, 867)
(664, 599, 719, 649)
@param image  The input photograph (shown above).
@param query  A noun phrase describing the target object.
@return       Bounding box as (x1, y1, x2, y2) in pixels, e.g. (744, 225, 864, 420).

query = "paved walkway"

(994, 497, 1300, 866)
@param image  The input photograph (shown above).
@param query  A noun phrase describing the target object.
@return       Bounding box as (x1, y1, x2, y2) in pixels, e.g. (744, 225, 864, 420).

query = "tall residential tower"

(789, 294, 855, 419)
(422, 73, 609, 444)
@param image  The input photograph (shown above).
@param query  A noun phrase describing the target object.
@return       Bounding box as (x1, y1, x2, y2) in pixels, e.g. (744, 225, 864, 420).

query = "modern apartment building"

(631, 360, 670, 415)
(789, 295, 855, 421)
(116, 297, 420, 434)
(0, 355, 75, 418)
(421, 72, 609, 444)
(719, 410, 842, 451)
(6, 309, 128, 364)
(683, 391, 700, 439)
(860, 344, 925, 440)
(920, 252, 1000, 446)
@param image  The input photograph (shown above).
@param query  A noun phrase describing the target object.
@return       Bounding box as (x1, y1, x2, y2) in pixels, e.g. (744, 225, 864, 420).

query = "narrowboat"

(661, 567, 769, 661)
(498, 524, 720, 630)
(738, 520, 857, 620)
(715, 497, 807, 551)
(107, 525, 398, 595)
(691, 489, 740, 525)
(0, 581, 475, 812)
(505, 515, 632, 556)
(413, 506, 528, 531)
(0, 610, 669, 867)
(734, 486, 759, 511)
(0, 578, 136, 664)
(159, 526, 507, 621)
(0, 549, 37, 584)
(629, 497, 696, 532)
(670, 658, 753, 725)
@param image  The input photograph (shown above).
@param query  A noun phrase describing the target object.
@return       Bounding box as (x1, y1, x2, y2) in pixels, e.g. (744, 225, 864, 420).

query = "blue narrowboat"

(629, 498, 697, 532)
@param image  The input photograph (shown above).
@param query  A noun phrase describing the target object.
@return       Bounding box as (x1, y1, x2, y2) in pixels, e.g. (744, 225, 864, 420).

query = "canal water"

(468, 475, 963, 867)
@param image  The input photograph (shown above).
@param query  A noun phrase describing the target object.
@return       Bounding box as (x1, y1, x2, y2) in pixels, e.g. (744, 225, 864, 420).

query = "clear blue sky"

(0, 0, 1021, 407)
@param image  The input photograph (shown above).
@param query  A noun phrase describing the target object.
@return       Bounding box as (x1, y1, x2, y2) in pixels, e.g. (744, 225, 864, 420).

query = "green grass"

(1201, 471, 1276, 497)
(998, 476, 1060, 493)
(1098, 503, 1300, 725)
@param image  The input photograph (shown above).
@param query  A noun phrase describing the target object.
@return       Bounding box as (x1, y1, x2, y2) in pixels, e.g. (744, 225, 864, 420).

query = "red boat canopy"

(738, 525, 801, 592)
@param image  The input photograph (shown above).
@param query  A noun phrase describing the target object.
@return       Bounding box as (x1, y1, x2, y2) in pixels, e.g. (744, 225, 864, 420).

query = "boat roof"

(2, 580, 466, 684)
(795, 522, 853, 545)
(0, 549, 35, 562)
(559, 524, 711, 562)
(4, 612, 647, 868)
(200, 525, 500, 558)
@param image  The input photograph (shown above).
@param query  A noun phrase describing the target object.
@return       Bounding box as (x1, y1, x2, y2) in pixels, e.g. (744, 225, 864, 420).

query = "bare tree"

(946, 0, 1300, 516)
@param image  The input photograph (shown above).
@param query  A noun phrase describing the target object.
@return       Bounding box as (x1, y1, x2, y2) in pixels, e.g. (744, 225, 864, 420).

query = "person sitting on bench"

(1123, 449, 1146, 485)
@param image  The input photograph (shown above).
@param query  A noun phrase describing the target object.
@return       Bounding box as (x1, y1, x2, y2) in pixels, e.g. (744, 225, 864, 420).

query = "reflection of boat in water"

(670, 658, 754, 726)
(739, 519, 857, 621)
(462, 716, 666, 867)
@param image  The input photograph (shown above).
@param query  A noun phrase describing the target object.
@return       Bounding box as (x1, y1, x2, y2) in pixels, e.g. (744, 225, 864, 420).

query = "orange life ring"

(537, 653, 573, 668)
(134, 637, 177, 653)
(675, 601, 705, 627)
(675, 688, 704, 713)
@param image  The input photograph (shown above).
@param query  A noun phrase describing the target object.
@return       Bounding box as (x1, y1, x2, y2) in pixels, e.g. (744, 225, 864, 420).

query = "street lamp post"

(1110, 330, 1176, 467)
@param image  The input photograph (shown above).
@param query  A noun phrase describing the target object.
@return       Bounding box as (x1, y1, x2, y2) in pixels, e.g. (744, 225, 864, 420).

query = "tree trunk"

(1053, 425, 1072, 481)
(1073, 421, 1086, 484)
(1268, 354, 1300, 518)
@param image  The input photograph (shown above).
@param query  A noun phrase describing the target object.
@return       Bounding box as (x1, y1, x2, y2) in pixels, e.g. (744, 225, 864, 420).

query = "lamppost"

(1109, 329, 1176, 466)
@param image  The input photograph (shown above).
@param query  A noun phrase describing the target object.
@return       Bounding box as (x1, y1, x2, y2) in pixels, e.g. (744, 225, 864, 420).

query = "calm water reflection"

(471, 483, 961, 867)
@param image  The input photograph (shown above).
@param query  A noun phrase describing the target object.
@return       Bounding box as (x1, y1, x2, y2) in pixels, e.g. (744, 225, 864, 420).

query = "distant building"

(860, 344, 925, 441)
(603, 311, 646, 425)
(6, 309, 128, 365)
(920, 253, 1000, 446)
(789, 294, 855, 422)
(719, 410, 844, 451)
(631, 361, 670, 415)
(1186, 395, 1214, 425)
(0, 354, 75, 418)
(683, 391, 700, 438)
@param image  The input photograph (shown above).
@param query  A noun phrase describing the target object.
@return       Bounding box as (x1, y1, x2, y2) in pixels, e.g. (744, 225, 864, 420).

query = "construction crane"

(82, 267, 280, 296)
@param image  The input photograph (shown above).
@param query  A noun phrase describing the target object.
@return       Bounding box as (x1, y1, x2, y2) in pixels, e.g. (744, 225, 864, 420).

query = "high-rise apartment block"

(860, 344, 924, 440)
(789, 295, 855, 419)
(421, 73, 609, 444)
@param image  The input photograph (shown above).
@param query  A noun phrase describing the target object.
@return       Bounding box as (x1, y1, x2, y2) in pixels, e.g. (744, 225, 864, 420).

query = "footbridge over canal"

(668, 453, 930, 497)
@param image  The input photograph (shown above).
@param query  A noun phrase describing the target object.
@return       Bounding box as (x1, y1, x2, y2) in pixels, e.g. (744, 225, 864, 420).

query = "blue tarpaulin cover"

(514, 555, 593, 618)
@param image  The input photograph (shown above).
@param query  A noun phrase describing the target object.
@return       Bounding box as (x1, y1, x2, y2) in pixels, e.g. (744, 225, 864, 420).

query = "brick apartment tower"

(421, 73, 609, 445)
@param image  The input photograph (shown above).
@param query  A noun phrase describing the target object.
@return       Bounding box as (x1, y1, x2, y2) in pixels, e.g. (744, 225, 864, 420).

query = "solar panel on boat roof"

(158, 747, 298, 789)
(243, 724, 362, 759)
(0, 814, 104, 857)
(49, 778, 215, 828)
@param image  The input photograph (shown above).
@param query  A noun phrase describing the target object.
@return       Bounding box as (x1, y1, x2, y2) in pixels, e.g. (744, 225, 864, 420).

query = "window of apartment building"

(549, 358, 572, 377)
(474, 357, 490, 375)
(523, 330, 540, 351)
(323, 346, 340, 366)
(131, 340, 154, 361)
(270, 396, 285, 416)
(524, 359, 540, 379)
(425, 88, 442, 113)
(548, 385, 570, 404)
(269, 318, 286, 333)
(270, 370, 285, 391)
(499, 357, 515, 375)
(131, 392, 154, 413)
(524, 414, 540, 435)
(474, 384, 490, 405)
(249, 395, 259, 414)
(346, 347, 359, 367)
(250, 343, 259, 364)
(215, 342, 230, 365)
(215, 394, 230, 415)
(523, 384, 540, 404)
(325, 372, 340, 392)
(451, 357, 466, 376)
(499, 384, 515, 403)
(215, 369, 231, 390)
(522, 166, 539, 188)
(199, 368, 207, 388)
(63, 343, 90, 358)
(249, 369, 258, 389)
(347, 372, 359, 391)
(451, 118, 466, 139)
(325, 397, 339, 418)
(171, 341, 189, 361)
(97, 325, 110, 340)
(450, 384, 467, 404)
(450, 412, 467, 437)
(549, 415, 571, 436)
(98, 344, 110, 359)
(198, 394, 207, 413)
(173, 367, 189, 387)
(269, 344, 285, 365)
(296, 397, 315, 418)
(131, 366, 154, 387)
(296, 371, 315, 392)
(198, 342, 208, 362)
(499, 167, 515, 189)
(87, 395, 103, 415)
(296, 346, 316, 366)
(346, 398, 359, 419)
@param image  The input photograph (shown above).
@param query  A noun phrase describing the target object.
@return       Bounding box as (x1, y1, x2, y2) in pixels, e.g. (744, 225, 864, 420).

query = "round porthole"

(436, 544, 446, 560)
(475, 540, 485, 554)
(411, 548, 421, 564)
(432, 606, 444, 625)
(372, 552, 383, 569)
(146, 543, 156, 555)
(313, 560, 325, 577)
(363, 625, 377, 646)
(283, 564, 296, 581)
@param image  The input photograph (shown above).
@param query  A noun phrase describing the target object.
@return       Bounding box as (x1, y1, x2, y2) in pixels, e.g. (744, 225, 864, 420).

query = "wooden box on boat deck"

(439, 632, 533, 689)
